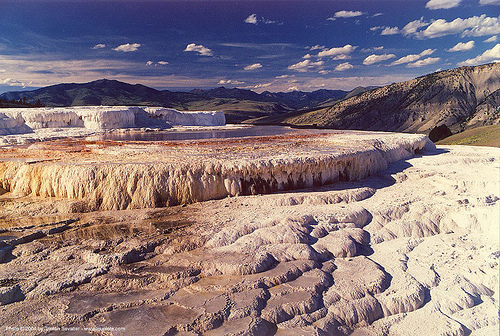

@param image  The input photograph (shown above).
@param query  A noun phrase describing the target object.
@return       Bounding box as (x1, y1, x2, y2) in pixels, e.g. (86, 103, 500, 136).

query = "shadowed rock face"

(281, 63, 500, 134)
(0, 133, 498, 335)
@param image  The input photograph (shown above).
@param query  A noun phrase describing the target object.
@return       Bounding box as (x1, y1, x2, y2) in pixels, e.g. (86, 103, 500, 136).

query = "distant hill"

(0, 79, 199, 108)
(257, 63, 500, 134)
(0, 80, 350, 123)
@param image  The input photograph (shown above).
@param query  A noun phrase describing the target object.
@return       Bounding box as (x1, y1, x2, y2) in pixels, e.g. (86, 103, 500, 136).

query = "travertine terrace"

(0, 130, 430, 210)
(0, 128, 498, 336)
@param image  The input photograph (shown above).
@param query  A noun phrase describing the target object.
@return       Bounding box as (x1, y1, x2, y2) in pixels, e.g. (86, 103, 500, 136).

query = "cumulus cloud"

(287, 59, 324, 72)
(0, 78, 32, 88)
(485, 35, 498, 42)
(363, 53, 396, 65)
(146, 60, 169, 66)
(244, 63, 263, 71)
(244, 13, 281, 25)
(458, 43, 500, 65)
(92, 44, 106, 50)
(407, 57, 441, 67)
(309, 45, 325, 51)
(425, 0, 461, 10)
(381, 27, 400, 35)
(218, 79, 245, 85)
(317, 44, 357, 58)
(402, 18, 430, 36)
(391, 49, 436, 65)
(447, 41, 475, 52)
(335, 62, 354, 71)
(244, 14, 258, 24)
(113, 43, 141, 52)
(361, 46, 384, 52)
(184, 43, 213, 56)
(479, 0, 500, 4)
(332, 10, 365, 18)
(408, 15, 500, 39)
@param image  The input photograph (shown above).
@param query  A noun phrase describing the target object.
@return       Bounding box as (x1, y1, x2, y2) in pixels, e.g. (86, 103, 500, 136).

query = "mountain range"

(0, 80, 351, 123)
(1, 63, 499, 141)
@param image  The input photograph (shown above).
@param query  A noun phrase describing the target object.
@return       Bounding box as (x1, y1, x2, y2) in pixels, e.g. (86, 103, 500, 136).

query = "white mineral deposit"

(0, 116, 497, 336)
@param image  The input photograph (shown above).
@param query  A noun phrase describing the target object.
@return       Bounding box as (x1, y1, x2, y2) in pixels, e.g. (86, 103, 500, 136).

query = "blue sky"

(1, 0, 499, 93)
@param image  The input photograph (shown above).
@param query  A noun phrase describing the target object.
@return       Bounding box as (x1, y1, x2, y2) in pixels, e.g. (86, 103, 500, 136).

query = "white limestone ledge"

(0, 131, 434, 210)
(0, 106, 225, 134)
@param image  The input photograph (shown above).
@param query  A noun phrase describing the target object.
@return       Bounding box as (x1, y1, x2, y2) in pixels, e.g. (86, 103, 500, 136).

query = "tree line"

(0, 97, 44, 108)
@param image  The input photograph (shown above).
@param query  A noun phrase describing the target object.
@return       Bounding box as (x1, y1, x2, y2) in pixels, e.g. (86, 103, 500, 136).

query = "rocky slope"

(267, 63, 500, 134)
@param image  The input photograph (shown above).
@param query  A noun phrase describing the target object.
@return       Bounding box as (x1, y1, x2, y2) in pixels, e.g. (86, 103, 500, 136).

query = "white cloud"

(317, 44, 357, 58)
(113, 43, 141, 52)
(363, 53, 396, 65)
(409, 15, 500, 39)
(303, 54, 312, 59)
(447, 40, 475, 52)
(0, 78, 32, 88)
(244, 63, 263, 71)
(420, 49, 436, 56)
(92, 43, 106, 50)
(184, 43, 213, 56)
(332, 54, 352, 60)
(147, 61, 169, 66)
(402, 18, 430, 36)
(381, 27, 400, 35)
(425, 0, 461, 10)
(373, 13, 384, 17)
(361, 46, 384, 53)
(244, 13, 281, 25)
(480, 0, 500, 4)
(391, 49, 436, 65)
(407, 57, 441, 67)
(333, 10, 365, 18)
(309, 45, 325, 51)
(335, 62, 354, 71)
(218, 79, 245, 85)
(458, 43, 500, 65)
(244, 14, 258, 24)
(287, 59, 324, 72)
(485, 35, 498, 42)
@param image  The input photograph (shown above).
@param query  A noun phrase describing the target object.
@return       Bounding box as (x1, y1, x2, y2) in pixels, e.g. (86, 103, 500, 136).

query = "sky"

(1, 0, 499, 94)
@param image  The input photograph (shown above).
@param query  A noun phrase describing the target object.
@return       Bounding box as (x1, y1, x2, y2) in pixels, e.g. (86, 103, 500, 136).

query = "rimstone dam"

(0, 106, 498, 336)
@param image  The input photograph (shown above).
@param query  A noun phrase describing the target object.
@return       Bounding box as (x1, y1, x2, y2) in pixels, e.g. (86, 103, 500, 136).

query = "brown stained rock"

(325, 257, 390, 303)
(261, 289, 322, 325)
(313, 228, 370, 258)
(91, 304, 203, 336)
